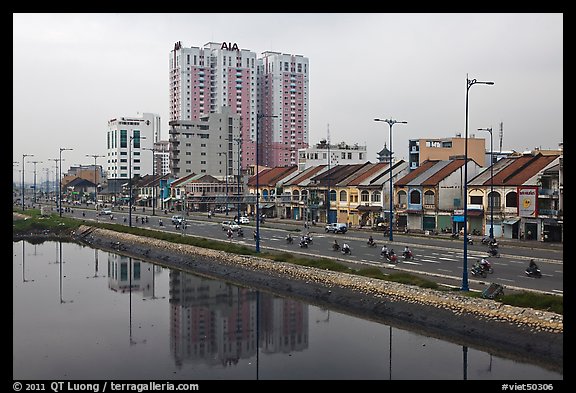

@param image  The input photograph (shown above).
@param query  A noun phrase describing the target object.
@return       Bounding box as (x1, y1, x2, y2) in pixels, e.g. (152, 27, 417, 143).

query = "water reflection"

(59, 241, 73, 304)
(167, 270, 308, 371)
(12, 240, 562, 380)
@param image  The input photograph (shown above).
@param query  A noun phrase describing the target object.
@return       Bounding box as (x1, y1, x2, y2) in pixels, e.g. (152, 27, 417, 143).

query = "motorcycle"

(487, 246, 500, 257)
(341, 246, 351, 255)
(471, 261, 494, 278)
(332, 243, 341, 251)
(286, 235, 293, 244)
(367, 239, 377, 248)
(304, 234, 313, 244)
(299, 240, 308, 248)
(467, 235, 473, 245)
(450, 233, 459, 239)
(237, 229, 244, 238)
(402, 250, 414, 260)
(481, 235, 492, 245)
(525, 267, 542, 278)
(470, 263, 488, 278)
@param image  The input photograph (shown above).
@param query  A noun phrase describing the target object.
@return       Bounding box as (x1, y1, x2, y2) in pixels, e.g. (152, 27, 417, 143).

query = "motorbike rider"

(527, 259, 539, 274)
(479, 258, 491, 272)
(286, 233, 293, 243)
(333, 239, 340, 250)
(403, 245, 412, 258)
(380, 244, 389, 257)
(342, 243, 351, 254)
(367, 235, 375, 246)
(237, 228, 244, 237)
(227, 228, 233, 239)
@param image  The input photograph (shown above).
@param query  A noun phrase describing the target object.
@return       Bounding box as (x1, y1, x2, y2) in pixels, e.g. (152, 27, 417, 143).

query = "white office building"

(106, 112, 160, 180)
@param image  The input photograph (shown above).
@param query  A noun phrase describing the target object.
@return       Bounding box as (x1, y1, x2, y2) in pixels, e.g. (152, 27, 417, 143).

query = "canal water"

(13, 240, 562, 380)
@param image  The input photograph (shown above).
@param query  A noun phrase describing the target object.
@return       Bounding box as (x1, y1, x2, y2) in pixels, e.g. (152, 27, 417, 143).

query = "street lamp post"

(462, 75, 494, 291)
(128, 135, 146, 227)
(28, 160, 42, 204)
(142, 147, 156, 216)
(234, 137, 242, 223)
(86, 154, 104, 209)
(59, 148, 73, 217)
(255, 113, 277, 253)
(48, 158, 59, 205)
(21, 154, 34, 211)
(374, 118, 407, 242)
(478, 127, 494, 240)
(219, 151, 229, 217)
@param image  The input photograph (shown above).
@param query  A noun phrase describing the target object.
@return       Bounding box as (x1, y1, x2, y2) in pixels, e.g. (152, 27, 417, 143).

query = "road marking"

(401, 260, 421, 265)
(420, 258, 440, 264)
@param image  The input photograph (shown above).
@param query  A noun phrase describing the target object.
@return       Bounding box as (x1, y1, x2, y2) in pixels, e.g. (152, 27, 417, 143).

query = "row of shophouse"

(62, 149, 562, 243)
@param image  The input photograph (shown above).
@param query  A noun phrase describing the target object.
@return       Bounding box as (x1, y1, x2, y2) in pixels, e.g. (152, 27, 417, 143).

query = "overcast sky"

(13, 13, 563, 181)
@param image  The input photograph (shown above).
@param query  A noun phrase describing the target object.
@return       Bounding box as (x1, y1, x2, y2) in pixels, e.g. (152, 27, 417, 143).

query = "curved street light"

(21, 154, 34, 211)
(462, 76, 493, 291)
(59, 148, 73, 217)
(218, 151, 229, 216)
(86, 154, 104, 209)
(129, 135, 146, 227)
(374, 118, 407, 242)
(478, 127, 494, 240)
(255, 113, 277, 252)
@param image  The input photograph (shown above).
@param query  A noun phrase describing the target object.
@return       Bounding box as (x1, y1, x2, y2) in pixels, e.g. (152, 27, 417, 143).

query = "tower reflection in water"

(168, 270, 308, 369)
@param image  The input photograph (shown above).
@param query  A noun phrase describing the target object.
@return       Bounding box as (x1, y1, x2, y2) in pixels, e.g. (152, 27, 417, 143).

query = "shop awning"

(502, 217, 520, 225)
(356, 205, 382, 212)
(467, 210, 484, 217)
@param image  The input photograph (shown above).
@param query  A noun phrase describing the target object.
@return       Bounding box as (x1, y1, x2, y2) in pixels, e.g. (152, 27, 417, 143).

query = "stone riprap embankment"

(71, 225, 562, 372)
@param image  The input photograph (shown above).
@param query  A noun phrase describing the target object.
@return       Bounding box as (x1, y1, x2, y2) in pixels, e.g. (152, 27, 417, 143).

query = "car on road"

(325, 222, 348, 234)
(99, 209, 112, 216)
(222, 221, 241, 231)
(171, 215, 184, 225)
(235, 216, 250, 225)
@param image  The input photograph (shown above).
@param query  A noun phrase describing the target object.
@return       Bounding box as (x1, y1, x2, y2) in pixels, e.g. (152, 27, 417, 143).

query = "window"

(409, 190, 421, 204)
(488, 191, 501, 208)
(120, 130, 127, 148)
(339, 190, 347, 202)
(397, 191, 408, 206)
(505, 191, 518, 208)
(424, 190, 435, 205)
(361, 190, 370, 202)
(470, 195, 483, 205)
(372, 191, 381, 202)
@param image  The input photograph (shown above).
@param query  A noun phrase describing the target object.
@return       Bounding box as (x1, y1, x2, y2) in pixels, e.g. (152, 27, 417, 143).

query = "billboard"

(518, 186, 538, 218)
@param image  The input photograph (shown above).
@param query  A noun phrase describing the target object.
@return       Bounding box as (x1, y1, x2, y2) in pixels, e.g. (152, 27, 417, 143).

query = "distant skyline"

(13, 13, 563, 182)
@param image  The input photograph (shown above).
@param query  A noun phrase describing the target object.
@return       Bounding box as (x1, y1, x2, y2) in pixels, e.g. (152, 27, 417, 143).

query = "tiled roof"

(395, 160, 438, 186)
(247, 165, 298, 187)
(283, 165, 327, 186)
(421, 159, 467, 186)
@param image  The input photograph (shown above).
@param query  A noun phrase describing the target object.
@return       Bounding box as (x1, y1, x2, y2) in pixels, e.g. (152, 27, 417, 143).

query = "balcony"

(539, 209, 559, 216)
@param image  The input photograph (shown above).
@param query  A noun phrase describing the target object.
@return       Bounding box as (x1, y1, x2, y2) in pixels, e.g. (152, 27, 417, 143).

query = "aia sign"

(221, 42, 240, 51)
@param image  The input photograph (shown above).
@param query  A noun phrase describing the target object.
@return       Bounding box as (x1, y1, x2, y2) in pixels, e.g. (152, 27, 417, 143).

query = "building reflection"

(107, 254, 153, 296)
(168, 270, 308, 368)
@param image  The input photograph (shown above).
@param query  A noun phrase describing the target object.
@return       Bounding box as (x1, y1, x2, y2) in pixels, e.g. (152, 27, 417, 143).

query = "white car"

(236, 216, 250, 224)
(222, 221, 241, 231)
(99, 209, 112, 216)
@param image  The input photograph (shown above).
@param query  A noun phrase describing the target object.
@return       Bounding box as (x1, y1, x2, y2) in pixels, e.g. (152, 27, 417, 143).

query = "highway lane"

(51, 204, 564, 296)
